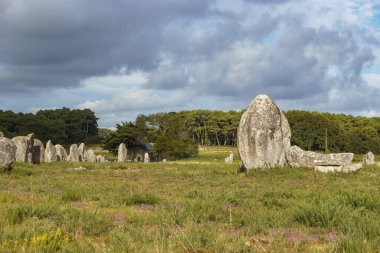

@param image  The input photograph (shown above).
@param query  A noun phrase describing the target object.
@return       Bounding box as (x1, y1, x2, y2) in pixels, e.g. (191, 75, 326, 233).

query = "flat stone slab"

(315, 163, 362, 173)
(286, 145, 353, 168)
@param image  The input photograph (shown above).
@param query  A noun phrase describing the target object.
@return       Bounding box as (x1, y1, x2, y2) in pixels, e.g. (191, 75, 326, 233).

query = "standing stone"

(45, 140, 57, 162)
(55, 144, 68, 162)
(144, 152, 150, 163)
(237, 95, 291, 170)
(363, 152, 375, 165)
(85, 149, 97, 163)
(78, 143, 86, 162)
(117, 143, 127, 162)
(163, 159, 167, 163)
(32, 139, 45, 164)
(11, 133, 34, 163)
(68, 144, 80, 162)
(225, 153, 234, 163)
(96, 155, 106, 163)
(0, 137, 17, 169)
(0, 131, 4, 137)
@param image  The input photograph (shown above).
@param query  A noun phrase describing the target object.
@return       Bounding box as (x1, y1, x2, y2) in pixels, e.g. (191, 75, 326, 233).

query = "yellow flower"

(364, 239, 367, 245)
(55, 228, 62, 239)
(65, 234, 69, 243)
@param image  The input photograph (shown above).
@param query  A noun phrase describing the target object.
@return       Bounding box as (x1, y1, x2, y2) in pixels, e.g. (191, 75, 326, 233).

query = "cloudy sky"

(0, 0, 379, 128)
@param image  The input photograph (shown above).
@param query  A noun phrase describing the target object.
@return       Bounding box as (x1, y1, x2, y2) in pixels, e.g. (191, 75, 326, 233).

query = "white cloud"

(363, 73, 380, 88)
(80, 70, 148, 93)
(1, 0, 380, 129)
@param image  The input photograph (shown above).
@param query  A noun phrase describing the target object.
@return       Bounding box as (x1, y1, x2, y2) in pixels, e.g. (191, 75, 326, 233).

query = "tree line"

(105, 109, 380, 157)
(0, 108, 99, 144)
(1, 107, 378, 156)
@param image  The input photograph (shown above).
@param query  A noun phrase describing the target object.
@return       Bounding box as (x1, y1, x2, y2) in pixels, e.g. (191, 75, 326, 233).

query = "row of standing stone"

(0, 132, 107, 169)
(44, 141, 107, 163)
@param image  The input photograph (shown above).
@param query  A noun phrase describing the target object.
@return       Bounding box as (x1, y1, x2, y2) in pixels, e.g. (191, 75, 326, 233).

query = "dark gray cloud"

(0, 0, 216, 90)
(0, 0, 379, 127)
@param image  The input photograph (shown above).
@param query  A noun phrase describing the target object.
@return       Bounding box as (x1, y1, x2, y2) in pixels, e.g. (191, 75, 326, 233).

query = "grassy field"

(0, 146, 379, 252)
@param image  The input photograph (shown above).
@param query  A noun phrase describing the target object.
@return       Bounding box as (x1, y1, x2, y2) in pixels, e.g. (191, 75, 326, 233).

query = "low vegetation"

(0, 146, 379, 252)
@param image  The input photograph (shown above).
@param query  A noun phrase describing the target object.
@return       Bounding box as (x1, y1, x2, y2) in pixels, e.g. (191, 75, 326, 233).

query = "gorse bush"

(0, 228, 71, 252)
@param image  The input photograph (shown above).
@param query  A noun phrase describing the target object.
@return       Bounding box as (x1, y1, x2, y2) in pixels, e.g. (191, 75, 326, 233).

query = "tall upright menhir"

(237, 94, 291, 170)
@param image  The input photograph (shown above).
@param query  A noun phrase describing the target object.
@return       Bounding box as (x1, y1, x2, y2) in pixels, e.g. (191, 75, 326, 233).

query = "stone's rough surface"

(85, 149, 97, 163)
(44, 140, 56, 162)
(78, 143, 86, 162)
(281, 112, 291, 151)
(117, 143, 127, 162)
(55, 145, 68, 162)
(237, 95, 291, 170)
(68, 144, 80, 162)
(341, 163, 363, 172)
(26, 134, 34, 163)
(363, 152, 375, 165)
(286, 145, 354, 168)
(32, 139, 45, 164)
(144, 152, 150, 163)
(12, 134, 34, 163)
(286, 145, 360, 173)
(315, 164, 362, 173)
(0, 137, 17, 169)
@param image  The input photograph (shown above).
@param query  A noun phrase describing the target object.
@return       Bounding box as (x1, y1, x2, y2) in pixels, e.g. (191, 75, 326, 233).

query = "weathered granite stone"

(12, 134, 34, 163)
(68, 144, 80, 162)
(363, 152, 375, 165)
(237, 95, 291, 170)
(117, 143, 127, 162)
(55, 144, 68, 162)
(45, 140, 57, 162)
(0, 131, 4, 137)
(144, 152, 150, 163)
(32, 139, 45, 164)
(286, 145, 353, 168)
(0, 137, 16, 169)
(315, 163, 362, 173)
(341, 163, 363, 172)
(78, 143, 86, 162)
(85, 149, 97, 163)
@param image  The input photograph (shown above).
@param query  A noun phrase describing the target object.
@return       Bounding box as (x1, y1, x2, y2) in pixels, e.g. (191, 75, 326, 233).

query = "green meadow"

(0, 146, 379, 252)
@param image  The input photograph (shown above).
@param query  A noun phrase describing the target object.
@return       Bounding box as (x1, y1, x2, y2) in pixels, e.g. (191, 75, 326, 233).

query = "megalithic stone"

(237, 95, 291, 170)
